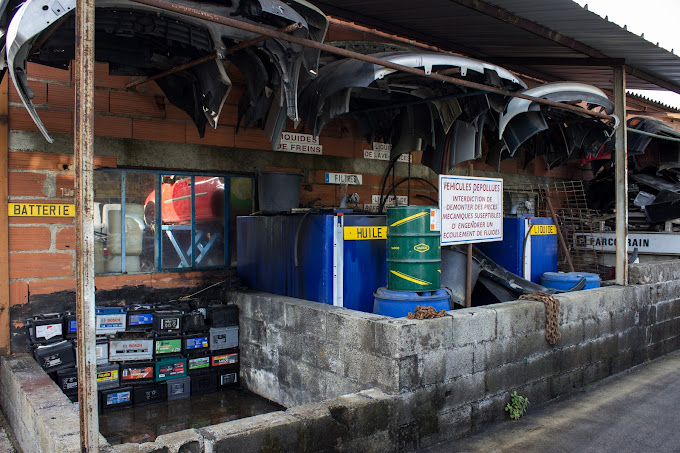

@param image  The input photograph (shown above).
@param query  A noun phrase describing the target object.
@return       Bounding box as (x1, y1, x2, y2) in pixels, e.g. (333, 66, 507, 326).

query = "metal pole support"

(75, 0, 99, 449)
(614, 66, 628, 286)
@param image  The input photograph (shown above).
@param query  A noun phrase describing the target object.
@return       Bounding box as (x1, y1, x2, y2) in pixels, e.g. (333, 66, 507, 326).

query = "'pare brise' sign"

(276, 132, 323, 155)
(439, 175, 503, 245)
(363, 142, 411, 163)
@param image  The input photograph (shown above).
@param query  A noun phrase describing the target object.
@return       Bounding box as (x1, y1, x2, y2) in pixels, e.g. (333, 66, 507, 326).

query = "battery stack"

(26, 300, 239, 412)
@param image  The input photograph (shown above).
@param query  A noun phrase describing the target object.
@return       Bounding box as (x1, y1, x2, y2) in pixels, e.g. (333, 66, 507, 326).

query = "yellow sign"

(8, 203, 75, 217)
(344, 226, 387, 240)
(414, 243, 430, 253)
(530, 224, 556, 235)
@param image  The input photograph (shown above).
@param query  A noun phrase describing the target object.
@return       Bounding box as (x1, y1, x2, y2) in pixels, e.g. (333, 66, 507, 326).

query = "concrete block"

(525, 353, 555, 383)
(662, 334, 680, 355)
(471, 393, 508, 428)
(372, 318, 419, 358)
(325, 392, 391, 439)
(444, 344, 474, 379)
(557, 320, 585, 346)
(514, 330, 554, 357)
(284, 302, 327, 340)
(240, 367, 282, 405)
(591, 335, 618, 363)
(611, 351, 634, 375)
(450, 307, 497, 347)
(414, 316, 453, 352)
(550, 369, 584, 398)
(201, 411, 301, 453)
(344, 352, 398, 394)
(443, 373, 485, 409)
(655, 299, 676, 323)
(494, 300, 542, 338)
(650, 319, 675, 344)
(325, 373, 364, 399)
(583, 359, 612, 385)
(484, 361, 527, 395)
(611, 309, 638, 333)
(473, 337, 519, 373)
(419, 349, 447, 386)
(521, 378, 552, 407)
(397, 356, 420, 391)
(553, 344, 592, 373)
(327, 311, 376, 354)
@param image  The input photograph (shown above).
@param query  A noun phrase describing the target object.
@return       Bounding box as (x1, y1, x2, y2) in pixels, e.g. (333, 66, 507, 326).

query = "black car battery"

(56, 367, 78, 397)
(206, 305, 238, 327)
(95, 307, 127, 336)
(209, 326, 239, 351)
(109, 338, 154, 362)
(163, 300, 191, 311)
(99, 386, 133, 413)
(215, 364, 239, 388)
(155, 356, 187, 382)
(183, 333, 210, 356)
(126, 305, 154, 331)
(63, 312, 78, 340)
(133, 382, 167, 406)
(211, 350, 239, 368)
(27, 314, 64, 344)
(153, 310, 183, 335)
(187, 354, 211, 375)
(33, 340, 75, 373)
(182, 311, 206, 333)
(96, 363, 120, 391)
(188, 298, 209, 317)
(154, 336, 182, 357)
(166, 376, 190, 400)
(120, 361, 155, 385)
(189, 370, 218, 396)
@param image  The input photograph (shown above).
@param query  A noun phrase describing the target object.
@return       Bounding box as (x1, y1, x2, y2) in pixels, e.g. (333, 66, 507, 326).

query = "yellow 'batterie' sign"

(343, 226, 387, 240)
(8, 203, 75, 217)
(530, 224, 556, 235)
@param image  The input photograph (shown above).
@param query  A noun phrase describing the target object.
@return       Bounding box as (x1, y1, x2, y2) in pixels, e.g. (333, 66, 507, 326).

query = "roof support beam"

(487, 57, 626, 67)
(613, 66, 628, 286)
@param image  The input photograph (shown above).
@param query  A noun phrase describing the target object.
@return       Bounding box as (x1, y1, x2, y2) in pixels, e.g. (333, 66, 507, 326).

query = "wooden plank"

(0, 75, 10, 355)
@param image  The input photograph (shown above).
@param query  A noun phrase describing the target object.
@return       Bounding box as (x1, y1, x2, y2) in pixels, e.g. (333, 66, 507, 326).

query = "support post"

(75, 0, 99, 449)
(614, 66, 628, 286)
(466, 162, 473, 308)
(0, 75, 9, 355)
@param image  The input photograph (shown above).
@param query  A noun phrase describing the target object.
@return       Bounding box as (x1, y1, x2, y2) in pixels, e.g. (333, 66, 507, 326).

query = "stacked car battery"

(25, 299, 239, 413)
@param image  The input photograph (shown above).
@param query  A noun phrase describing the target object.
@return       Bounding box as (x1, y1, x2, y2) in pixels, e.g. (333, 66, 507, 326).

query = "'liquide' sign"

(439, 175, 503, 245)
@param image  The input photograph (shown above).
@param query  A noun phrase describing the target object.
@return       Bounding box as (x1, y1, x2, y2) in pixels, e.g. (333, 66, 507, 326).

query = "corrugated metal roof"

(310, 0, 680, 93)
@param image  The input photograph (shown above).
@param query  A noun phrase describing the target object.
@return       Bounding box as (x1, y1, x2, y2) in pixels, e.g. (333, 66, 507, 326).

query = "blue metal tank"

(236, 212, 387, 313)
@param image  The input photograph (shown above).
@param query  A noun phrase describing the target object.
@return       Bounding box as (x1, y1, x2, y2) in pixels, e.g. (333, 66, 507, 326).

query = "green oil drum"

(387, 205, 440, 291)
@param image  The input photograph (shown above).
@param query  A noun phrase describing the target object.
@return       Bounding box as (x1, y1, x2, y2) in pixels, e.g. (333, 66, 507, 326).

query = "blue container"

(237, 212, 387, 313)
(373, 287, 450, 318)
(541, 272, 601, 291)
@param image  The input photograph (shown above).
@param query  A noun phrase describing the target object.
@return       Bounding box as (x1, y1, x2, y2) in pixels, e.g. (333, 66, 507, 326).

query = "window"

(94, 170, 254, 273)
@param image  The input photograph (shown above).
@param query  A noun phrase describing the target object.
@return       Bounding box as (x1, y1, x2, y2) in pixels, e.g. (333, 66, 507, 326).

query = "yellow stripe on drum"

(389, 269, 432, 286)
(389, 211, 429, 227)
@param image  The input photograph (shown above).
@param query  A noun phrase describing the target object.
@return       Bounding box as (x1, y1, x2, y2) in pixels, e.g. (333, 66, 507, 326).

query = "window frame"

(95, 168, 254, 274)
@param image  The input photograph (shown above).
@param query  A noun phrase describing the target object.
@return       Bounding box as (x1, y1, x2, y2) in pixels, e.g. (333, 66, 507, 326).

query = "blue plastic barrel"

(373, 287, 450, 318)
(541, 272, 601, 291)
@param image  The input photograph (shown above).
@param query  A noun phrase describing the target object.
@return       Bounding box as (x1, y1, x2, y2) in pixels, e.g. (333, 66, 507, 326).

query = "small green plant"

(505, 391, 529, 420)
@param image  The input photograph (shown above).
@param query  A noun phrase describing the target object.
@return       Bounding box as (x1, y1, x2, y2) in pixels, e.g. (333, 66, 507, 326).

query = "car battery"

(182, 311, 206, 333)
(133, 382, 167, 406)
(163, 300, 191, 312)
(209, 326, 238, 351)
(154, 336, 182, 356)
(183, 333, 210, 356)
(96, 363, 120, 391)
(211, 350, 239, 367)
(189, 370, 218, 396)
(63, 312, 77, 339)
(215, 364, 239, 388)
(126, 305, 154, 331)
(33, 340, 75, 373)
(56, 367, 78, 397)
(166, 376, 190, 400)
(99, 387, 133, 413)
(109, 338, 154, 362)
(155, 356, 187, 382)
(120, 361, 155, 385)
(153, 310, 183, 335)
(95, 340, 109, 365)
(188, 298, 209, 317)
(207, 305, 238, 327)
(187, 354, 211, 375)
(27, 314, 64, 344)
(95, 307, 127, 335)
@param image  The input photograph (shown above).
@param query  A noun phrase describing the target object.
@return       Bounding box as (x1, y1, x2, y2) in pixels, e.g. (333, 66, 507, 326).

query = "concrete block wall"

(235, 260, 680, 446)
